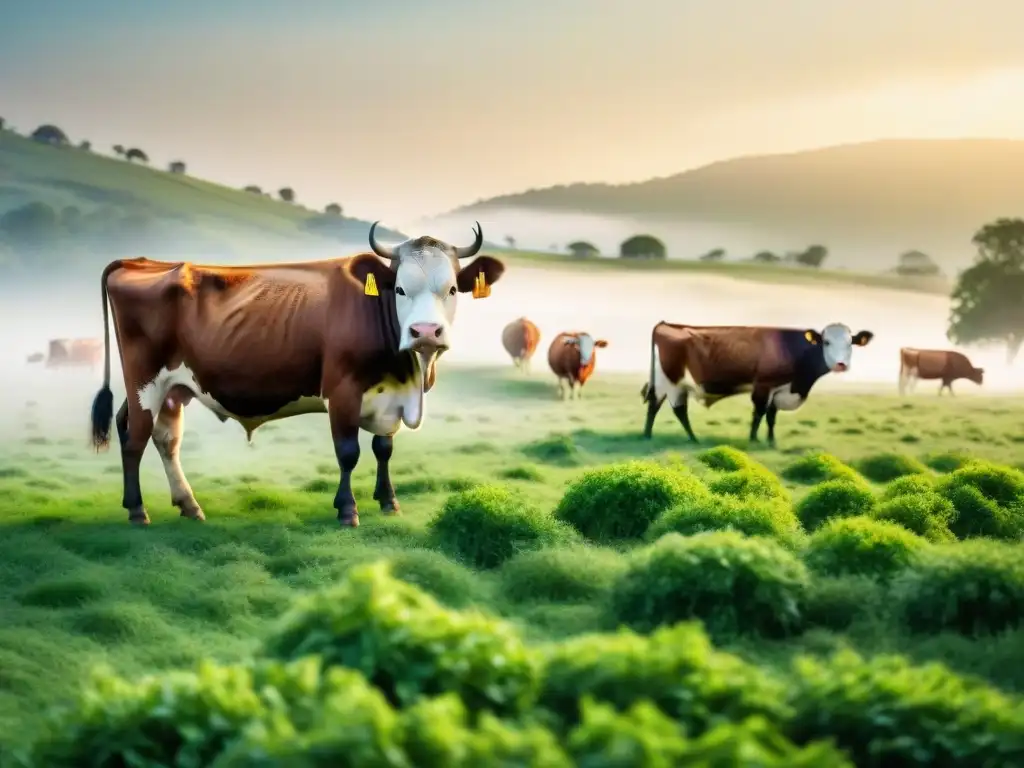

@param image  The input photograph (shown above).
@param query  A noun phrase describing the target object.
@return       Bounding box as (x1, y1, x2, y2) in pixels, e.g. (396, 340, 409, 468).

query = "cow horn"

(454, 221, 484, 260)
(368, 221, 397, 261)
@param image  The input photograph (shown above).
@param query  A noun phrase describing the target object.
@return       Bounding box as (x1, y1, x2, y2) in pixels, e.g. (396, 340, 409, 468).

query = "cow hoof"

(338, 510, 359, 528)
(179, 505, 206, 522)
(380, 500, 401, 516)
(128, 507, 150, 526)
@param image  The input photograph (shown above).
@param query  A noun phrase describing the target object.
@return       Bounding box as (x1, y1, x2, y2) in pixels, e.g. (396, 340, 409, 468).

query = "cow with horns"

(88, 223, 504, 526)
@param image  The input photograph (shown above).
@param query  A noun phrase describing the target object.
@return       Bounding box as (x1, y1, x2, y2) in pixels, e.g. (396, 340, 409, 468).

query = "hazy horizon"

(5, 1, 1024, 227)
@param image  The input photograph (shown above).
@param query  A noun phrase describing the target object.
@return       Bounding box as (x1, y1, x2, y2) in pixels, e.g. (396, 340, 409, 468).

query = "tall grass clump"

(870, 493, 956, 542)
(610, 531, 810, 637)
(781, 451, 862, 486)
(499, 545, 627, 604)
(553, 460, 709, 543)
(696, 445, 756, 472)
(924, 449, 973, 473)
(647, 493, 802, 548)
(428, 484, 574, 569)
(855, 452, 929, 483)
(893, 539, 1024, 636)
(795, 480, 876, 532)
(935, 461, 1024, 541)
(880, 474, 936, 499)
(803, 516, 928, 580)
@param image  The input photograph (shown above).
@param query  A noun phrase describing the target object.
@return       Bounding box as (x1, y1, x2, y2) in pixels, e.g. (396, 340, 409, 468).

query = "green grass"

(2, 364, 1024, 751)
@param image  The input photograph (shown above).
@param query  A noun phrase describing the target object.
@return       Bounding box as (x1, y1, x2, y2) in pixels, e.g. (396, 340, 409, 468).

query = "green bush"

(499, 545, 627, 604)
(801, 574, 886, 631)
(707, 467, 790, 503)
(536, 622, 790, 734)
(428, 484, 573, 569)
(781, 452, 862, 485)
(787, 648, 1024, 766)
(263, 561, 539, 715)
(924, 449, 973, 473)
(803, 516, 927, 580)
(553, 460, 710, 543)
(940, 461, 1024, 507)
(610, 531, 810, 637)
(696, 445, 755, 472)
(870, 493, 956, 542)
(795, 480, 876, 532)
(855, 452, 929, 483)
(880, 473, 936, 500)
(935, 463, 1024, 541)
(646, 493, 801, 548)
(893, 540, 1024, 635)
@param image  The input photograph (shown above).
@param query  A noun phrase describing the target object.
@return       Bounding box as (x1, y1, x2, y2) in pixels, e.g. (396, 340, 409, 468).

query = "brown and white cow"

(501, 317, 541, 372)
(27, 338, 103, 369)
(88, 223, 504, 527)
(548, 331, 608, 399)
(899, 347, 983, 396)
(641, 322, 873, 445)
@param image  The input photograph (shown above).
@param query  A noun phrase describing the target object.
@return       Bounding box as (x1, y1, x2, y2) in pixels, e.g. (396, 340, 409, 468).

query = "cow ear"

(977, 367, 985, 374)
(804, 330, 822, 345)
(348, 254, 396, 293)
(595, 339, 609, 348)
(852, 330, 874, 346)
(456, 255, 506, 293)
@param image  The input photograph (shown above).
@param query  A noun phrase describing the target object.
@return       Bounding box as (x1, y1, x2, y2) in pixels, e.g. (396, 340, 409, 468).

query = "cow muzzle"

(832, 362, 848, 373)
(407, 322, 449, 373)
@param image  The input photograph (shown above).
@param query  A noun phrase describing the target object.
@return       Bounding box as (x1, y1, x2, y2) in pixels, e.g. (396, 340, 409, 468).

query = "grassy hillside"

(452, 138, 1024, 271)
(0, 129, 405, 270)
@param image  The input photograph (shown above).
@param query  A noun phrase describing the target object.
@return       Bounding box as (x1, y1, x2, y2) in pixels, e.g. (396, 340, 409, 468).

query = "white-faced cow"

(89, 223, 504, 526)
(899, 347, 983, 396)
(548, 331, 608, 399)
(640, 322, 873, 445)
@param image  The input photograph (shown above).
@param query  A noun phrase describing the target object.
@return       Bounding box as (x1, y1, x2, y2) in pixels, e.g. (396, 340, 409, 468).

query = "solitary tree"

(896, 250, 941, 276)
(168, 160, 186, 174)
(699, 248, 726, 262)
(125, 148, 149, 163)
(567, 241, 599, 258)
(620, 234, 666, 260)
(278, 187, 295, 203)
(505, 235, 516, 249)
(30, 124, 69, 146)
(948, 218, 1024, 365)
(324, 202, 342, 215)
(243, 185, 262, 194)
(78, 140, 92, 151)
(794, 244, 828, 268)
(112, 144, 125, 157)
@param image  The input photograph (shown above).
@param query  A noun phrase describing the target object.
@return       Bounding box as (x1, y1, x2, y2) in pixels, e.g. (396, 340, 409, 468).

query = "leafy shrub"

(940, 484, 1022, 541)
(610, 531, 810, 637)
(499, 545, 627, 604)
(938, 460, 1024, 508)
(856, 452, 929, 483)
(781, 451, 862, 485)
(646, 493, 801, 548)
(795, 480, 876, 531)
(553, 460, 710, 543)
(696, 445, 755, 472)
(880, 473, 936, 500)
(870, 493, 956, 542)
(893, 540, 1024, 635)
(428, 484, 573, 569)
(803, 516, 928, 580)
(801, 574, 886, 631)
(924, 449, 973, 473)
(787, 648, 1024, 766)
(263, 561, 539, 715)
(707, 467, 789, 503)
(536, 622, 790, 734)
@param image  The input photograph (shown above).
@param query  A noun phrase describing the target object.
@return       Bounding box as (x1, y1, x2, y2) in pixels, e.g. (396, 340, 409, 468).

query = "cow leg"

(557, 378, 567, 399)
(764, 403, 779, 446)
(643, 390, 666, 439)
(671, 391, 698, 443)
(116, 397, 154, 525)
(371, 434, 400, 515)
(328, 391, 362, 527)
(749, 392, 769, 443)
(575, 382, 584, 399)
(151, 400, 204, 521)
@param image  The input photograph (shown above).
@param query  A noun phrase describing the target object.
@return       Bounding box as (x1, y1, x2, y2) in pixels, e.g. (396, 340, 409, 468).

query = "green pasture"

(2, 365, 1024, 764)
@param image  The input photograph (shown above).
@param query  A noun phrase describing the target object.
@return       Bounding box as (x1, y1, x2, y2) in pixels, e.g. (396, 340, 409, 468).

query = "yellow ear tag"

(472, 272, 490, 299)
(804, 330, 816, 344)
(364, 273, 379, 297)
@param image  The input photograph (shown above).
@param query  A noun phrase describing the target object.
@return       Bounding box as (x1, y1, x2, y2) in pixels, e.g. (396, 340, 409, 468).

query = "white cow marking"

(767, 383, 806, 411)
(360, 355, 426, 435)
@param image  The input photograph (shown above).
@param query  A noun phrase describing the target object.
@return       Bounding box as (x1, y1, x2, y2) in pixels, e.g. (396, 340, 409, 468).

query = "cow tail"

(90, 260, 122, 451)
(641, 323, 660, 402)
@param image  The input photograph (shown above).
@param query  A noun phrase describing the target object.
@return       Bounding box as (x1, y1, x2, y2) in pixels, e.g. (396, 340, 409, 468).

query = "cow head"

(804, 324, 873, 373)
(972, 366, 985, 385)
(563, 333, 608, 365)
(357, 222, 505, 368)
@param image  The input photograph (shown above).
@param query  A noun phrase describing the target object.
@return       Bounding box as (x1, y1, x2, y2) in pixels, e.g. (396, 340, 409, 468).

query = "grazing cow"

(548, 331, 609, 399)
(88, 222, 504, 527)
(501, 317, 541, 372)
(640, 322, 873, 445)
(27, 338, 103, 369)
(899, 347, 983, 395)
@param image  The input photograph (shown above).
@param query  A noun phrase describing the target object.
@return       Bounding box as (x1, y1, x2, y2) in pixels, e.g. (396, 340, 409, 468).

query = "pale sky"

(5, 0, 1024, 225)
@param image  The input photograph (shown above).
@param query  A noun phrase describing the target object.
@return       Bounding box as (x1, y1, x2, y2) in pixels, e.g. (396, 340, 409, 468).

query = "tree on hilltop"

(948, 217, 1024, 365)
(753, 250, 780, 263)
(168, 160, 186, 174)
(794, 244, 828, 268)
(324, 202, 342, 215)
(620, 234, 666, 260)
(699, 248, 725, 262)
(896, 250, 941, 276)
(30, 124, 69, 146)
(125, 148, 149, 163)
(112, 145, 125, 157)
(278, 187, 295, 203)
(243, 185, 262, 194)
(567, 241, 599, 258)
(78, 140, 92, 151)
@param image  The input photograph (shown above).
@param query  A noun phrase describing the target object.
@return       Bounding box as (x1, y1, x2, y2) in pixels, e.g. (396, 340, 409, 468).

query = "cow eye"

(395, 286, 406, 296)
(448, 286, 456, 296)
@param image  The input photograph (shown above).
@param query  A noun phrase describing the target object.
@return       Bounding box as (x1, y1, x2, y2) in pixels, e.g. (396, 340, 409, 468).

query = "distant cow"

(899, 348, 983, 395)
(501, 317, 541, 372)
(641, 322, 873, 445)
(27, 338, 103, 369)
(548, 331, 609, 399)
(88, 222, 504, 527)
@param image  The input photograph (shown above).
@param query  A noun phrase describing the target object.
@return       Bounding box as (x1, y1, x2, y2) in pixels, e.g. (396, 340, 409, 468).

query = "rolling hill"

(0, 129, 406, 275)
(449, 139, 1024, 272)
